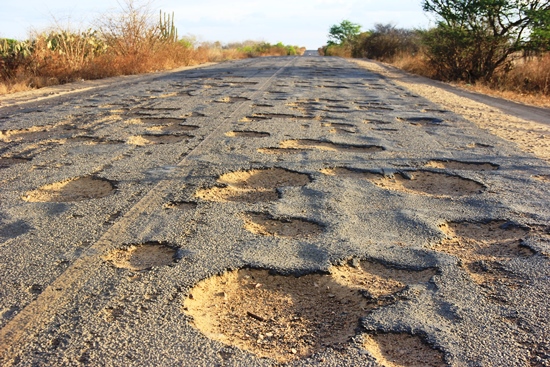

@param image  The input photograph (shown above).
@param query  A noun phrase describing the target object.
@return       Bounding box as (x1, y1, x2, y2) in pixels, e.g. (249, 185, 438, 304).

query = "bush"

(353, 24, 422, 61)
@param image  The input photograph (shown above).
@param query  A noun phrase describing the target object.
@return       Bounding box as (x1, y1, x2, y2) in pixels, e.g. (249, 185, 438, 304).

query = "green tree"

(328, 20, 362, 45)
(422, 0, 550, 81)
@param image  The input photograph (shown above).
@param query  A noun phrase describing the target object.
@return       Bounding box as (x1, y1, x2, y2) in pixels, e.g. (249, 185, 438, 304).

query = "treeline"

(320, 0, 550, 96)
(0, 1, 304, 94)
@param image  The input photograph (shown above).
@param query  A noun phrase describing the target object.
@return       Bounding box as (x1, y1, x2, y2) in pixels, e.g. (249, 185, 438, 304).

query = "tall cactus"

(158, 11, 178, 43)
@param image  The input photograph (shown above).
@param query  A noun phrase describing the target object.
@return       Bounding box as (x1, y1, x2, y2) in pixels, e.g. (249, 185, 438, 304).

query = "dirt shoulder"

(352, 59, 550, 163)
(0, 63, 217, 109)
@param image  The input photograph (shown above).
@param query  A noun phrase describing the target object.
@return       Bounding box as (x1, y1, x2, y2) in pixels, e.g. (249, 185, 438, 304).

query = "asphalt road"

(0, 54, 549, 366)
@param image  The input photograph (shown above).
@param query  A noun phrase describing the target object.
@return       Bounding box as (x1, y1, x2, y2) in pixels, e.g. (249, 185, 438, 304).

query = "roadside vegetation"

(321, 1, 550, 104)
(0, 1, 304, 95)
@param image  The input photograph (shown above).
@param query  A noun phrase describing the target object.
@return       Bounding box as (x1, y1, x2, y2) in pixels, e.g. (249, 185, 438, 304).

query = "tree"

(422, 0, 550, 81)
(328, 20, 362, 45)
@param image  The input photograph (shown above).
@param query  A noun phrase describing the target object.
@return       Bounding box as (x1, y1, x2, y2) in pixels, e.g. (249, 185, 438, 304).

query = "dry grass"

(385, 52, 550, 108)
(0, 1, 301, 95)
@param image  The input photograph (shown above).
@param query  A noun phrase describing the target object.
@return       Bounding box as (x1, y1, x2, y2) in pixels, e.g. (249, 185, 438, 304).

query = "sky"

(0, 0, 434, 49)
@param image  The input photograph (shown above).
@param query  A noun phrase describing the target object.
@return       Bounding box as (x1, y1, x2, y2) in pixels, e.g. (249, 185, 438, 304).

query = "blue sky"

(0, 0, 433, 49)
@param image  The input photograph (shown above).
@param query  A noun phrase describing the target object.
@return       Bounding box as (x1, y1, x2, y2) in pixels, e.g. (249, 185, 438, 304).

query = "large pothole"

(363, 333, 446, 367)
(23, 176, 115, 202)
(184, 262, 435, 362)
(321, 168, 484, 197)
(241, 212, 323, 238)
(195, 168, 311, 203)
(433, 221, 533, 285)
(102, 242, 178, 271)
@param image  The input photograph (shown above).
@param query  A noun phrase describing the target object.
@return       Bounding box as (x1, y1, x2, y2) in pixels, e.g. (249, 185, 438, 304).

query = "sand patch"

(127, 134, 189, 146)
(242, 212, 323, 238)
(103, 242, 177, 271)
(184, 262, 435, 363)
(195, 168, 311, 203)
(363, 333, 446, 367)
(322, 167, 483, 197)
(280, 140, 384, 153)
(434, 221, 533, 284)
(225, 131, 270, 138)
(23, 176, 114, 202)
(425, 160, 499, 171)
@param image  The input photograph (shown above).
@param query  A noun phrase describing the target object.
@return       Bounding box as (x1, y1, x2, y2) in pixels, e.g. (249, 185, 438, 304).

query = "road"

(0, 54, 549, 366)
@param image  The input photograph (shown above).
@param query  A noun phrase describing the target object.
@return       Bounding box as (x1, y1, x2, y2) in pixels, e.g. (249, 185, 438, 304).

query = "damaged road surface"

(0, 55, 549, 366)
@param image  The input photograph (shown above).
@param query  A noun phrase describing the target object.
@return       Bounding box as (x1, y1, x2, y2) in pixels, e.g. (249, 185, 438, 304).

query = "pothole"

(241, 212, 323, 238)
(257, 148, 309, 155)
(244, 113, 317, 121)
(0, 125, 86, 143)
(280, 140, 384, 153)
(163, 201, 197, 210)
(397, 117, 444, 126)
(322, 168, 483, 197)
(195, 168, 311, 203)
(137, 117, 187, 124)
(146, 124, 199, 133)
(225, 131, 270, 138)
(126, 134, 190, 145)
(425, 160, 499, 171)
(102, 242, 178, 271)
(322, 122, 355, 128)
(364, 119, 392, 125)
(433, 221, 533, 285)
(23, 176, 115, 202)
(215, 96, 251, 103)
(363, 333, 446, 367)
(0, 157, 30, 168)
(356, 105, 394, 111)
(533, 174, 550, 182)
(184, 262, 435, 363)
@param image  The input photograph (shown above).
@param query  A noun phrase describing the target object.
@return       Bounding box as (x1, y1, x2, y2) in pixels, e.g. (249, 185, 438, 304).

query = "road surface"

(0, 54, 549, 366)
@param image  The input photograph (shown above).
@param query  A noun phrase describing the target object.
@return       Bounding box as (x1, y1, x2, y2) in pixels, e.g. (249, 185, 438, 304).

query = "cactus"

(158, 11, 178, 43)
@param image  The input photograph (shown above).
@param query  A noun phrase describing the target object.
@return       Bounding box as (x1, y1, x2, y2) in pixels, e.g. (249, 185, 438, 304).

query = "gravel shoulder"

(352, 59, 550, 163)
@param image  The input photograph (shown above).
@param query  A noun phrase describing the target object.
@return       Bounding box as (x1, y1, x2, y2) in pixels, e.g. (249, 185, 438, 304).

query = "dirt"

(195, 168, 311, 203)
(352, 59, 550, 163)
(102, 242, 177, 271)
(363, 333, 446, 367)
(23, 176, 114, 202)
(321, 167, 484, 197)
(433, 221, 533, 285)
(241, 212, 323, 238)
(184, 261, 435, 363)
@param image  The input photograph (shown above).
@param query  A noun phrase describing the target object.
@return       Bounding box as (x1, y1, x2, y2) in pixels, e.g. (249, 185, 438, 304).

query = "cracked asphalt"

(0, 54, 549, 366)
